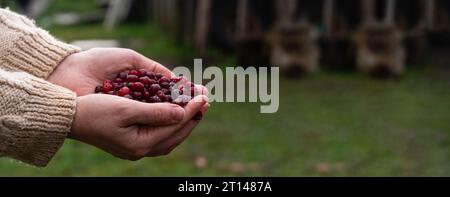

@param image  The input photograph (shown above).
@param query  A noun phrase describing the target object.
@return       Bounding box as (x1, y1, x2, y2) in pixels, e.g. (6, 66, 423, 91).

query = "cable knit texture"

(0, 8, 80, 78)
(0, 8, 79, 167)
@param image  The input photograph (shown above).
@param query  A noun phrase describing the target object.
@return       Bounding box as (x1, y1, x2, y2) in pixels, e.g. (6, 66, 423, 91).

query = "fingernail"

(172, 105, 185, 122)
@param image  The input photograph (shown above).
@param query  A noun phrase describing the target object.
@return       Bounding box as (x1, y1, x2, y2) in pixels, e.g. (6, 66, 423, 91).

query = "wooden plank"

(424, 0, 435, 29)
(323, 0, 334, 36)
(362, 0, 375, 25)
(194, 0, 212, 54)
(384, 0, 396, 25)
(236, 0, 248, 38)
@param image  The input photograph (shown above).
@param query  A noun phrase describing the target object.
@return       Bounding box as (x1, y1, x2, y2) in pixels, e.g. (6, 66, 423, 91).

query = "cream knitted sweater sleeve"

(0, 8, 79, 167)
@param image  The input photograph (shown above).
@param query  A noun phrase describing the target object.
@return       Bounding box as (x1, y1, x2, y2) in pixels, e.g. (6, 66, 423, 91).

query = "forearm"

(0, 68, 76, 167)
(0, 8, 80, 79)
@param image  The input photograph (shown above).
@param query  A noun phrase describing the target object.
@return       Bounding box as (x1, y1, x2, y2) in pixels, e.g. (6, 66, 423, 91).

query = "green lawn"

(0, 18, 449, 176)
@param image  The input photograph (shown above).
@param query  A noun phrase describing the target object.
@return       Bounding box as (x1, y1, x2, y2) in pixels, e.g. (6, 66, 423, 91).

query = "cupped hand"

(48, 48, 175, 96)
(71, 93, 209, 160)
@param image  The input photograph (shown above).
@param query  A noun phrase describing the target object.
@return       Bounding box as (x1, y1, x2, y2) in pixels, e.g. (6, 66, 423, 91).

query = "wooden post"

(424, 0, 435, 29)
(152, 0, 161, 25)
(236, 0, 248, 38)
(104, 0, 133, 30)
(362, 0, 375, 25)
(276, 0, 297, 25)
(323, 0, 334, 37)
(384, 0, 396, 25)
(194, 0, 212, 54)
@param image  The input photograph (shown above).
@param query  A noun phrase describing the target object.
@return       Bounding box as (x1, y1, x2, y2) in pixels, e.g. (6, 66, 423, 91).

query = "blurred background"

(0, 0, 449, 176)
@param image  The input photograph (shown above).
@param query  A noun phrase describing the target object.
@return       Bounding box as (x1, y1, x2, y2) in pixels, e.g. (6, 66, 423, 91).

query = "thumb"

(124, 102, 185, 126)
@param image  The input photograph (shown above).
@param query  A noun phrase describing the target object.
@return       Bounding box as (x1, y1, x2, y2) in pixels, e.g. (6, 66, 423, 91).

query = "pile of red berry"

(94, 69, 203, 119)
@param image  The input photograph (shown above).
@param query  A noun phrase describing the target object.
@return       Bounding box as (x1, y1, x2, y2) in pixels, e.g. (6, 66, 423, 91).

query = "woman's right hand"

(71, 93, 209, 160)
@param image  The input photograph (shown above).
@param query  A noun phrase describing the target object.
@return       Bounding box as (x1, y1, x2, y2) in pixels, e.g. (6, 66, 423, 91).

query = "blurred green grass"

(0, 2, 449, 176)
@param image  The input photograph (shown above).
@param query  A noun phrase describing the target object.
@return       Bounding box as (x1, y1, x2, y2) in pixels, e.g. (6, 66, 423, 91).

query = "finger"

(182, 95, 209, 122)
(133, 52, 174, 78)
(123, 102, 185, 126)
(195, 84, 209, 96)
(146, 95, 208, 142)
(146, 120, 199, 157)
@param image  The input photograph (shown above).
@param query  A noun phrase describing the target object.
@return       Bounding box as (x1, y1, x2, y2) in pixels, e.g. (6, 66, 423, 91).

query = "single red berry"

(114, 83, 123, 90)
(118, 71, 128, 80)
(95, 85, 103, 93)
(146, 71, 155, 79)
(131, 82, 145, 92)
(127, 75, 139, 82)
(158, 77, 170, 84)
(143, 91, 151, 99)
(157, 91, 166, 101)
(149, 84, 161, 94)
(133, 91, 143, 100)
(114, 78, 123, 83)
(129, 70, 140, 76)
(165, 95, 173, 103)
(118, 87, 131, 96)
(149, 96, 161, 103)
(160, 82, 170, 89)
(104, 80, 113, 84)
(138, 69, 147, 76)
(139, 76, 152, 85)
(155, 73, 163, 79)
(102, 82, 114, 93)
(126, 82, 134, 88)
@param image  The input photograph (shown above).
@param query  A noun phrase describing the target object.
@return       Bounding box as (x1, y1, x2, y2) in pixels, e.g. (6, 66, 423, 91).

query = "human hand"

(49, 48, 181, 96)
(70, 93, 209, 160)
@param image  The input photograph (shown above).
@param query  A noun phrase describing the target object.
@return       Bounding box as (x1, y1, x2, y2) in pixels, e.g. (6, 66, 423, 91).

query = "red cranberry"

(143, 91, 151, 99)
(127, 75, 139, 82)
(155, 73, 163, 79)
(118, 87, 131, 96)
(149, 96, 161, 103)
(118, 71, 128, 80)
(113, 83, 123, 90)
(129, 70, 140, 76)
(160, 82, 170, 89)
(102, 82, 114, 93)
(138, 69, 147, 76)
(145, 71, 155, 79)
(159, 77, 170, 84)
(149, 84, 161, 94)
(114, 78, 123, 83)
(165, 95, 173, 103)
(133, 91, 143, 100)
(139, 76, 152, 85)
(95, 85, 103, 93)
(131, 82, 145, 92)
